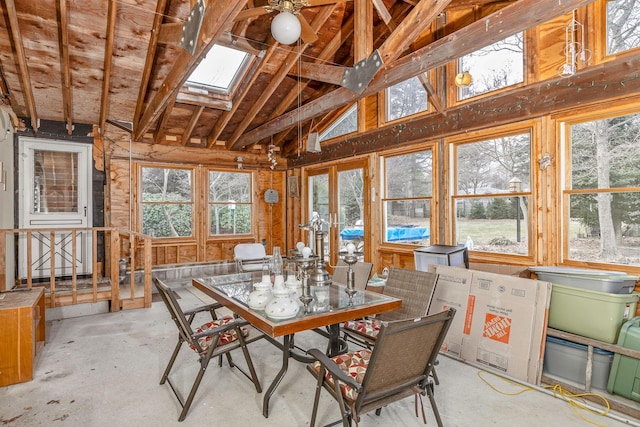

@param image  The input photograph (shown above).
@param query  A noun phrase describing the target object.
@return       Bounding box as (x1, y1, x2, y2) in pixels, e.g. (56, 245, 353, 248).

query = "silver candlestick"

(341, 250, 359, 302)
(294, 255, 317, 313)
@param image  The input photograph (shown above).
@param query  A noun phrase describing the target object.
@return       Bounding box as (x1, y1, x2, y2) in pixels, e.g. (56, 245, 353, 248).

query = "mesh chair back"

(360, 309, 456, 405)
(379, 267, 438, 322)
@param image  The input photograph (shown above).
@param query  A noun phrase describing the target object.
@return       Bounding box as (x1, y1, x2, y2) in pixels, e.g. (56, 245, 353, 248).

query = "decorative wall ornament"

(538, 152, 552, 171)
(267, 144, 277, 170)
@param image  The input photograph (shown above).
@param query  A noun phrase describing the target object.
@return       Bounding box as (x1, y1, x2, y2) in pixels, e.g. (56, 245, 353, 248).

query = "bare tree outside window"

(386, 76, 428, 122)
(607, 0, 640, 54)
(454, 133, 531, 254)
(141, 166, 193, 238)
(567, 112, 640, 265)
(209, 171, 252, 235)
(458, 32, 524, 100)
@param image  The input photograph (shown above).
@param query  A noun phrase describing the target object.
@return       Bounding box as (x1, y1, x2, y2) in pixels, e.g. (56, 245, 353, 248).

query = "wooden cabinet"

(0, 287, 46, 386)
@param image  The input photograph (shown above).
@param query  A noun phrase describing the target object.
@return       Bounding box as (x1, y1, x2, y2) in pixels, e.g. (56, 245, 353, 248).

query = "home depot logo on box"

(483, 313, 512, 344)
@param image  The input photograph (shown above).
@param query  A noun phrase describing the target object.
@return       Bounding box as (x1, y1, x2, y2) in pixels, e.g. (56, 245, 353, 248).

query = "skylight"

(187, 45, 249, 92)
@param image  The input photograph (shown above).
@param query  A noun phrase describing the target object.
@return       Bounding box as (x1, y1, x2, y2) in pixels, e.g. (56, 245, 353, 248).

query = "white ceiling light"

(271, 11, 301, 45)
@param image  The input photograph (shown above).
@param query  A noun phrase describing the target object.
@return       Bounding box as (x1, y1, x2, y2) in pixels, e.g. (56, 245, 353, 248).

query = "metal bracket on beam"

(181, 0, 206, 55)
(341, 50, 384, 94)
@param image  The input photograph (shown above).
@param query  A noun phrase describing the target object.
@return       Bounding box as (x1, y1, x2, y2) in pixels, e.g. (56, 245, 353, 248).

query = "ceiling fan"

(234, 0, 348, 45)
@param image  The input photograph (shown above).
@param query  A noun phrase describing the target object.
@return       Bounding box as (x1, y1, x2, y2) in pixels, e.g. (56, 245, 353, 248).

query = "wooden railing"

(0, 227, 152, 311)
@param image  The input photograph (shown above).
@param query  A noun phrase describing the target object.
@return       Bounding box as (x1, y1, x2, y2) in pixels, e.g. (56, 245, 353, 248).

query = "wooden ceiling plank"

(371, 0, 393, 26)
(226, 6, 336, 150)
(57, 0, 73, 135)
(133, 0, 169, 131)
(99, 0, 118, 138)
(135, 0, 248, 141)
(181, 105, 205, 145)
(235, 0, 598, 147)
(4, 0, 38, 131)
(377, 0, 452, 65)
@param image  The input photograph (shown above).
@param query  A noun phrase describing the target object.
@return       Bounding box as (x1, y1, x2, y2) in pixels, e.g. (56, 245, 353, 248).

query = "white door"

(18, 137, 93, 279)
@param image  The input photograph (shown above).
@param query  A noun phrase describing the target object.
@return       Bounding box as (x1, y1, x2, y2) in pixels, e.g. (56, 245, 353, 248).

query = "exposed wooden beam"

(291, 55, 640, 166)
(153, 95, 176, 144)
(99, 0, 118, 138)
(418, 73, 444, 113)
(268, 14, 355, 124)
(182, 105, 205, 145)
(135, 0, 248, 141)
(235, 0, 598, 148)
(287, 62, 346, 86)
(4, 0, 38, 131)
(226, 6, 336, 150)
(133, 0, 168, 131)
(157, 22, 183, 46)
(377, 0, 452, 64)
(57, 0, 73, 135)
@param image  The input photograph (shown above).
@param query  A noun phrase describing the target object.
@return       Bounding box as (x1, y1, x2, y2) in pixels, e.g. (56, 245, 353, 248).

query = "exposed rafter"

(99, 0, 118, 138)
(235, 0, 598, 148)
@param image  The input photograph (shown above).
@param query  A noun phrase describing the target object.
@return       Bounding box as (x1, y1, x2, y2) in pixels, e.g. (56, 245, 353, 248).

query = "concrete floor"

(1, 285, 639, 427)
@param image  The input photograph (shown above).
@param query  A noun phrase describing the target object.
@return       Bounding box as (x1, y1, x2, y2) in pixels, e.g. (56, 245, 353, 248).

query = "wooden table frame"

(192, 275, 401, 418)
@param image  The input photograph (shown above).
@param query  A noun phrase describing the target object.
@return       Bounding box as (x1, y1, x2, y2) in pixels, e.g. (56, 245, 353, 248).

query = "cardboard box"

(460, 271, 551, 385)
(428, 266, 474, 357)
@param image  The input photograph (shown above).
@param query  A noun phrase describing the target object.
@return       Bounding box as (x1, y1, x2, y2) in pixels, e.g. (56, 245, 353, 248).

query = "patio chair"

(341, 267, 441, 384)
(234, 243, 269, 272)
(307, 308, 456, 427)
(342, 267, 438, 346)
(331, 260, 373, 290)
(154, 277, 263, 421)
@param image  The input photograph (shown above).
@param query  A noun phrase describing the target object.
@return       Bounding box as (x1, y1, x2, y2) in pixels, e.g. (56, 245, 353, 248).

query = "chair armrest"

(307, 348, 362, 392)
(183, 302, 223, 317)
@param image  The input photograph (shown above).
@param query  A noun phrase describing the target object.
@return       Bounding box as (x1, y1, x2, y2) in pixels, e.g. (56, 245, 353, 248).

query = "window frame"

(447, 122, 537, 261)
(319, 103, 358, 142)
(559, 104, 640, 269)
(384, 74, 431, 123)
(138, 163, 196, 241)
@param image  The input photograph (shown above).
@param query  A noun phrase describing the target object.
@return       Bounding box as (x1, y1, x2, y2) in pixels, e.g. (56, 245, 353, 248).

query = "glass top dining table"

(192, 271, 402, 418)
(192, 272, 401, 339)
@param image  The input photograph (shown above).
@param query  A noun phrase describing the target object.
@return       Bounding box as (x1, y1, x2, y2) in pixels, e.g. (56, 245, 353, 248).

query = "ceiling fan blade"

(298, 15, 318, 44)
(234, 6, 272, 21)
(306, 0, 352, 6)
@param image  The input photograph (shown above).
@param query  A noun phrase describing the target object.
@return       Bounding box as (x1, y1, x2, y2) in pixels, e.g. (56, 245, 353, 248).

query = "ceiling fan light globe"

(271, 11, 301, 45)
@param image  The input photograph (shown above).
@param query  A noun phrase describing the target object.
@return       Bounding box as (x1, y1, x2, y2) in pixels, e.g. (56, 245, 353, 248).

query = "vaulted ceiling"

(0, 0, 596, 160)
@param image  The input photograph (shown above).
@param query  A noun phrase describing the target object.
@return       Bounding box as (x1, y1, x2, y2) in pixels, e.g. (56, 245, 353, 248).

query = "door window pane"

(33, 150, 78, 213)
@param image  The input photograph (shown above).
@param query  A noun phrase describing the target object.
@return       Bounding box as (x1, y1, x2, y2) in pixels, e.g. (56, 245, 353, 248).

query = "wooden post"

(110, 229, 120, 312)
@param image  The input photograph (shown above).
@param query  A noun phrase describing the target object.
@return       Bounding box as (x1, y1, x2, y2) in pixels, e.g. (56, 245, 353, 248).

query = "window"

(320, 104, 358, 141)
(381, 150, 433, 245)
(606, 0, 640, 55)
(386, 76, 428, 122)
(141, 166, 193, 238)
(564, 111, 640, 266)
(453, 131, 531, 255)
(209, 170, 252, 236)
(457, 32, 524, 100)
(186, 44, 251, 94)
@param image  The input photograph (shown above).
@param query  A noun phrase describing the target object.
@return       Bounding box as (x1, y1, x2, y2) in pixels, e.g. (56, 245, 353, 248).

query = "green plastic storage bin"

(607, 317, 640, 401)
(548, 284, 638, 343)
